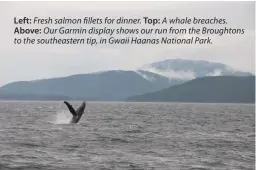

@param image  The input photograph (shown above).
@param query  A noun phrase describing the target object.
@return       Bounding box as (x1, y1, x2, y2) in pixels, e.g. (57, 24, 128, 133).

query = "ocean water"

(0, 101, 254, 170)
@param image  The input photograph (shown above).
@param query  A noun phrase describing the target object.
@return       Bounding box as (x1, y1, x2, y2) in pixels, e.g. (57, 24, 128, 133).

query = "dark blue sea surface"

(0, 101, 254, 170)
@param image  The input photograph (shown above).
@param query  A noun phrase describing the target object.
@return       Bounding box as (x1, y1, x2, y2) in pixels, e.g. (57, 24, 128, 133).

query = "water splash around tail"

(53, 110, 71, 124)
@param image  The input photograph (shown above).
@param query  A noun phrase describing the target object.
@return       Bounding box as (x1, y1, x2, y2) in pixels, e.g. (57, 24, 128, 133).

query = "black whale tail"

(64, 101, 77, 116)
(63, 101, 87, 123)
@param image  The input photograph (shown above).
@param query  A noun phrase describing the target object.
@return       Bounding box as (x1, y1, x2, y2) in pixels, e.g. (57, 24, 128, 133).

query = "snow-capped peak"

(138, 59, 251, 80)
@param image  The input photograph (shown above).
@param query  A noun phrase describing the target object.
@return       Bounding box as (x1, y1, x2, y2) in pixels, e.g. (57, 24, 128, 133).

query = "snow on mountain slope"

(138, 59, 252, 80)
(135, 70, 157, 82)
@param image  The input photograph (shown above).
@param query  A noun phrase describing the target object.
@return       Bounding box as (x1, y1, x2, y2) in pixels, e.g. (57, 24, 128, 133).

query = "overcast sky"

(0, 1, 255, 86)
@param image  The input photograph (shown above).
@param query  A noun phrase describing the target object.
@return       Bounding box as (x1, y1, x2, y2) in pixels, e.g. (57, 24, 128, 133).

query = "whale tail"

(76, 101, 86, 116)
(64, 101, 77, 116)
(63, 101, 86, 122)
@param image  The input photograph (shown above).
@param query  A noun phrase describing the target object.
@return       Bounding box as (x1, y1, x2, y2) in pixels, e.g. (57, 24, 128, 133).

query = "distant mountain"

(0, 59, 252, 101)
(140, 59, 253, 80)
(0, 70, 183, 101)
(0, 90, 71, 101)
(127, 76, 255, 103)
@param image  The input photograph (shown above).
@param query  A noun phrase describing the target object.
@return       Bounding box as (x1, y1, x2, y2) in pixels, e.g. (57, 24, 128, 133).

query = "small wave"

(188, 167, 208, 170)
(247, 133, 255, 138)
(98, 136, 129, 143)
(12, 142, 42, 148)
(134, 111, 146, 115)
(110, 138, 129, 143)
(123, 124, 144, 133)
(124, 129, 143, 133)
(63, 144, 80, 149)
(117, 161, 143, 169)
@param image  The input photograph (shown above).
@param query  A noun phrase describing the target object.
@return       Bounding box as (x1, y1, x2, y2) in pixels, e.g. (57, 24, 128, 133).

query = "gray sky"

(0, 1, 255, 86)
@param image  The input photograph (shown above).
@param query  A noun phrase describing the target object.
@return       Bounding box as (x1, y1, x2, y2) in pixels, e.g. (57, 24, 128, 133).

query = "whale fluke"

(63, 101, 86, 123)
